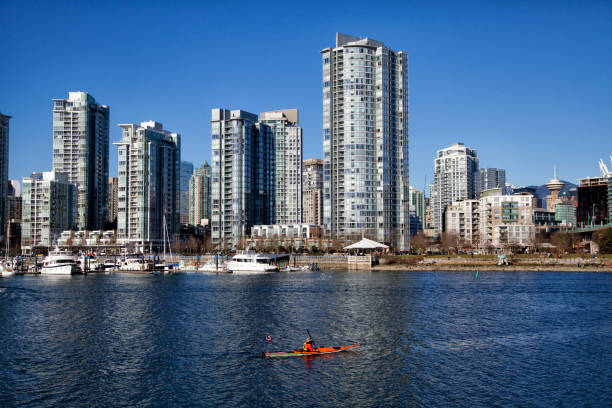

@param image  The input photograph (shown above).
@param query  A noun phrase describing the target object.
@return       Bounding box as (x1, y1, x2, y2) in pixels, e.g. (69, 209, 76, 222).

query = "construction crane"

(599, 155, 612, 177)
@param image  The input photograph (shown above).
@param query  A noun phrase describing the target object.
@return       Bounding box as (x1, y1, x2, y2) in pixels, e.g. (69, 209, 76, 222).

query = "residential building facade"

(445, 193, 536, 250)
(210, 109, 274, 248)
(180, 161, 194, 225)
(247, 224, 328, 251)
(0, 113, 10, 242)
(114, 121, 180, 251)
(322, 33, 410, 249)
(21, 171, 76, 248)
(477, 168, 506, 194)
(189, 161, 211, 226)
(409, 186, 426, 229)
(52, 92, 109, 230)
(430, 142, 479, 234)
(302, 158, 323, 226)
(260, 110, 302, 225)
(106, 177, 118, 224)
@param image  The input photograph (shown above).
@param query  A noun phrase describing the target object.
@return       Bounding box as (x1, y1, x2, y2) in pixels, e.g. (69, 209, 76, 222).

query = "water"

(1, 271, 611, 407)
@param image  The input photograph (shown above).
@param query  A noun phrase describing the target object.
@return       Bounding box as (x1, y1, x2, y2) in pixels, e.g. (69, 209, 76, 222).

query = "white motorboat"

(226, 252, 287, 274)
(120, 257, 149, 271)
(41, 251, 80, 275)
(101, 259, 119, 271)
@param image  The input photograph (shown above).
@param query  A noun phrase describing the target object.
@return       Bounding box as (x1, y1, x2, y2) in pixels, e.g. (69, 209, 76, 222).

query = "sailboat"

(154, 214, 177, 273)
(0, 221, 18, 276)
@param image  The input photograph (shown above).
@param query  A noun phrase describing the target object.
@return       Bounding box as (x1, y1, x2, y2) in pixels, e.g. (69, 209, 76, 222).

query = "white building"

(52, 92, 109, 230)
(445, 193, 536, 250)
(21, 171, 76, 249)
(259, 109, 303, 225)
(114, 121, 180, 251)
(430, 142, 479, 234)
(322, 33, 410, 249)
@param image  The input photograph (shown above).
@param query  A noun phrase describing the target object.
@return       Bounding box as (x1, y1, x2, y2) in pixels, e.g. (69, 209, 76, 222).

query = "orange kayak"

(264, 342, 360, 358)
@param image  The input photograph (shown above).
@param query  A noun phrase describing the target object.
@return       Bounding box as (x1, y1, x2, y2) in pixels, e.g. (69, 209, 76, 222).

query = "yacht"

(226, 252, 286, 274)
(41, 251, 80, 275)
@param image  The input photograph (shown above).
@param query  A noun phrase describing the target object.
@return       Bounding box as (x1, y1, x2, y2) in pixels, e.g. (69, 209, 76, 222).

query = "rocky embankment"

(373, 256, 612, 272)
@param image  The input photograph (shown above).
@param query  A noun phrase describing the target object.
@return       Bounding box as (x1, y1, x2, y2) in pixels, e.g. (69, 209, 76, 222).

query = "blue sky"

(1, 0, 611, 191)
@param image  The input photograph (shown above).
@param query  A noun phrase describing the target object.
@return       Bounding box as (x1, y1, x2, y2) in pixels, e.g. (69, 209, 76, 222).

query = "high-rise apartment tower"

(303, 158, 324, 226)
(259, 109, 302, 225)
(0, 112, 10, 241)
(210, 109, 274, 248)
(189, 161, 211, 226)
(478, 168, 506, 194)
(114, 121, 180, 251)
(321, 33, 410, 249)
(52, 92, 109, 230)
(430, 142, 479, 234)
(180, 161, 194, 225)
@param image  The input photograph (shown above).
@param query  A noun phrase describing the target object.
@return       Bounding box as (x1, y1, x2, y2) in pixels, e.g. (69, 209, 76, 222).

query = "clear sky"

(1, 0, 611, 191)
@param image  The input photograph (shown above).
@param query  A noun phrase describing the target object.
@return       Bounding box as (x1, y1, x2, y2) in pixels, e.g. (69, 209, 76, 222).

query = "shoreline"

(372, 264, 612, 272)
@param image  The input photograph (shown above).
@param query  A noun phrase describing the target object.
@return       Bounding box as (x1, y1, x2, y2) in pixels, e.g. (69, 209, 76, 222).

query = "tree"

(411, 231, 428, 254)
(550, 232, 572, 254)
(594, 228, 612, 254)
(440, 232, 460, 254)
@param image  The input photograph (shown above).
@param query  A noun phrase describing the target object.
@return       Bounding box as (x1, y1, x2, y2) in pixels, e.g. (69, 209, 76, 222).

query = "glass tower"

(210, 109, 274, 249)
(259, 109, 302, 225)
(114, 121, 180, 251)
(0, 112, 10, 242)
(52, 92, 109, 230)
(321, 33, 410, 249)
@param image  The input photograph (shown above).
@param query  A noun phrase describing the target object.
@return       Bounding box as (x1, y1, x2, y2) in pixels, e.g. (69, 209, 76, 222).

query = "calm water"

(0, 271, 611, 407)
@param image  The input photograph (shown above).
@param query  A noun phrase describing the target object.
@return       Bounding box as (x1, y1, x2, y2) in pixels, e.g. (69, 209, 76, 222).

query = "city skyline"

(1, 1, 611, 189)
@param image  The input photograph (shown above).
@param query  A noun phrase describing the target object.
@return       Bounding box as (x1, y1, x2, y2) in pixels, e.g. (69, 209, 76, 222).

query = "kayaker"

(303, 336, 316, 351)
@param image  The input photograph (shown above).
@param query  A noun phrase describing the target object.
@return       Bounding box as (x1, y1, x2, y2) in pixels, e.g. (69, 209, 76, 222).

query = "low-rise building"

(445, 193, 536, 250)
(246, 224, 330, 251)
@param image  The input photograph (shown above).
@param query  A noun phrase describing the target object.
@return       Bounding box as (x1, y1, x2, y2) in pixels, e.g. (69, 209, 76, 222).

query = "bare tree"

(440, 232, 460, 254)
(411, 231, 428, 254)
(550, 232, 573, 254)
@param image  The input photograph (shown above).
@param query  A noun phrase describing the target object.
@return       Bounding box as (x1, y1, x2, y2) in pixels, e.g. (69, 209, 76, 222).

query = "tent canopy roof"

(344, 238, 389, 250)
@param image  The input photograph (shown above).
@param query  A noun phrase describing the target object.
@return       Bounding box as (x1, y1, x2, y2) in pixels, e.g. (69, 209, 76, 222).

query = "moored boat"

(41, 251, 80, 275)
(226, 251, 289, 274)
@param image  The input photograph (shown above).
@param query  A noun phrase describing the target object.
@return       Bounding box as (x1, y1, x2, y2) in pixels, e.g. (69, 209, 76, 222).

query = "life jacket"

(303, 342, 315, 351)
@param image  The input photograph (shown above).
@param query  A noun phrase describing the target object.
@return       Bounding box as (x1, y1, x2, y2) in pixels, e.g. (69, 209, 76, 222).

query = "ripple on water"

(0, 271, 611, 407)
